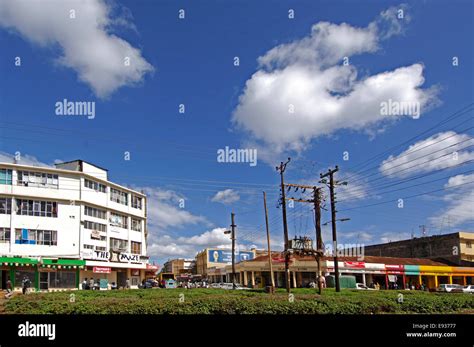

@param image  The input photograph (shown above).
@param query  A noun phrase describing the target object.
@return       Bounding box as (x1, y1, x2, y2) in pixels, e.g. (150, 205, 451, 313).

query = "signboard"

(91, 230, 101, 240)
(385, 264, 404, 274)
(100, 279, 108, 290)
(131, 269, 140, 276)
(344, 261, 365, 268)
(208, 249, 254, 264)
(93, 266, 111, 273)
(119, 253, 142, 263)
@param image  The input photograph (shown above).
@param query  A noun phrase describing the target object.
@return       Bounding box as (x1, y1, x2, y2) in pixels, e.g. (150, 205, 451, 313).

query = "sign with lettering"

(93, 267, 111, 273)
(208, 249, 255, 264)
(119, 253, 142, 263)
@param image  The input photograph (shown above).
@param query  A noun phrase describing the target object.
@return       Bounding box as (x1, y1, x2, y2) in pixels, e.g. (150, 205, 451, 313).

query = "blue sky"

(0, 0, 473, 266)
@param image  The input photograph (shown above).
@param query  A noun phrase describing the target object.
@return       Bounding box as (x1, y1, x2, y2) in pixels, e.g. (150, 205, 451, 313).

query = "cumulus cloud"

(428, 173, 474, 227)
(232, 5, 438, 160)
(147, 228, 234, 259)
(136, 187, 208, 231)
(0, 0, 154, 98)
(380, 131, 474, 178)
(211, 189, 240, 205)
(0, 151, 51, 167)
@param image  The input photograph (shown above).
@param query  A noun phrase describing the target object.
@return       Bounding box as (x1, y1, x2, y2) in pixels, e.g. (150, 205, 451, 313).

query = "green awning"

(0, 256, 38, 265)
(42, 259, 85, 266)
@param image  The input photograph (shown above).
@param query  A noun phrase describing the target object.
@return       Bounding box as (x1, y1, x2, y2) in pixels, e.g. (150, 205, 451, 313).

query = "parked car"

(210, 283, 222, 289)
(436, 284, 464, 293)
(355, 283, 374, 290)
(462, 285, 474, 294)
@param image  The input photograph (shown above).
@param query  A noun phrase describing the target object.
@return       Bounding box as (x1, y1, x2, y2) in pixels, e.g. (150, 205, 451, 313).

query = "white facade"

(0, 160, 148, 289)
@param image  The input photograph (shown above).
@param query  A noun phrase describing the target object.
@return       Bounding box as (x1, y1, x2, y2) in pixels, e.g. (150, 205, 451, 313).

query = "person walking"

(4, 279, 13, 299)
(22, 276, 30, 295)
(89, 278, 94, 290)
(125, 278, 130, 289)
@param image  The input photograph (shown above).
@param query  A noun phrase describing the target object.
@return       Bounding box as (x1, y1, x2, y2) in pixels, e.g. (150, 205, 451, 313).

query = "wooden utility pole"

(321, 166, 340, 292)
(285, 183, 324, 295)
(231, 212, 236, 289)
(313, 187, 323, 295)
(276, 158, 291, 293)
(263, 192, 275, 289)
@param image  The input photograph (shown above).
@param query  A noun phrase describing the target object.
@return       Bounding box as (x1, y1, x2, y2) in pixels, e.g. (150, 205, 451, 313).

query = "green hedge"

(4, 289, 474, 314)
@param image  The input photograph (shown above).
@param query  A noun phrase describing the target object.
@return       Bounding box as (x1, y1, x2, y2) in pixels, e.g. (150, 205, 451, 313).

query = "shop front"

(0, 256, 84, 291)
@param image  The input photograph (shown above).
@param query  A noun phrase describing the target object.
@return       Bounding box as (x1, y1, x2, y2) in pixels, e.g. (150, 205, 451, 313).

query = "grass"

(3, 288, 474, 314)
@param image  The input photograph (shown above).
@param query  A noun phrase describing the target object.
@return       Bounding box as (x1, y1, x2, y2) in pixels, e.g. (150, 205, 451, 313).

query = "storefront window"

(49, 271, 76, 288)
(14, 270, 36, 288)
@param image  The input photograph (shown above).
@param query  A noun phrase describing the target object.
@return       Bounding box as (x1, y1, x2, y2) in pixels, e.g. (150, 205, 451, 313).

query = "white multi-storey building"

(0, 160, 151, 291)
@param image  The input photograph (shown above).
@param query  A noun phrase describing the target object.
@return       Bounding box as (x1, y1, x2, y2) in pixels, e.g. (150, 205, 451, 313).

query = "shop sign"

(386, 264, 404, 274)
(344, 261, 365, 268)
(93, 267, 111, 274)
(93, 251, 110, 261)
(91, 230, 101, 240)
(119, 253, 143, 263)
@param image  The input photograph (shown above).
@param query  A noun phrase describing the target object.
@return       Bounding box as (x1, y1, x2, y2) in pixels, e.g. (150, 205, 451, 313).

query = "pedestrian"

(22, 276, 30, 295)
(89, 278, 94, 290)
(126, 278, 130, 289)
(82, 278, 88, 290)
(5, 279, 13, 299)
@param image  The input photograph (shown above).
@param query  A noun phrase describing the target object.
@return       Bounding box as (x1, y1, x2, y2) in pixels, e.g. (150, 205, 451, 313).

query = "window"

(15, 229, 57, 246)
(84, 179, 106, 193)
(49, 271, 76, 289)
(131, 241, 141, 254)
(0, 198, 11, 214)
(16, 199, 57, 217)
(467, 241, 472, 249)
(110, 188, 128, 205)
(109, 213, 128, 229)
(14, 270, 36, 289)
(17, 171, 58, 188)
(84, 206, 106, 219)
(131, 195, 142, 209)
(131, 218, 142, 232)
(96, 246, 106, 251)
(83, 244, 94, 249)
(0, 169, 12, 185)
(0, 227, 10, 243)
(110, 237, 128, 252)
(84, 220, 107, 232)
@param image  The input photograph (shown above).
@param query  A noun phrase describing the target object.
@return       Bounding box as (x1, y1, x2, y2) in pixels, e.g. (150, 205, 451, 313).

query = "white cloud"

(232, 5, 438, 159)
(0, 0, 154, 98)
(380, 131, 474, 178)
(428, 173, 474, 227)
(147, 227, 233, 259)
(379, 231, 411, 244)
(211, 189, 240, 205)
(0, 151, 51, 167)
(136, 186, 207, 231)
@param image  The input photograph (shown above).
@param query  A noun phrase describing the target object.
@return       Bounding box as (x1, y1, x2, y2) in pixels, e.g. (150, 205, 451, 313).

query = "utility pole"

(313, 187, 323, 295)
(285, 183, 324, 295)
(263, 192, 275, 289)
(321, 166, 341, 292)
(276, 158, 291, 293)
(231, 212, 236, 289)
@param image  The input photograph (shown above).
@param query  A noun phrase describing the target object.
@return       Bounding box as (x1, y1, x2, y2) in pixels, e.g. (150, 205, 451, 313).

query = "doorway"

(39, 272, 49, 290)
(117, 271, 126, 288)
(1, 270, 9, 289)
